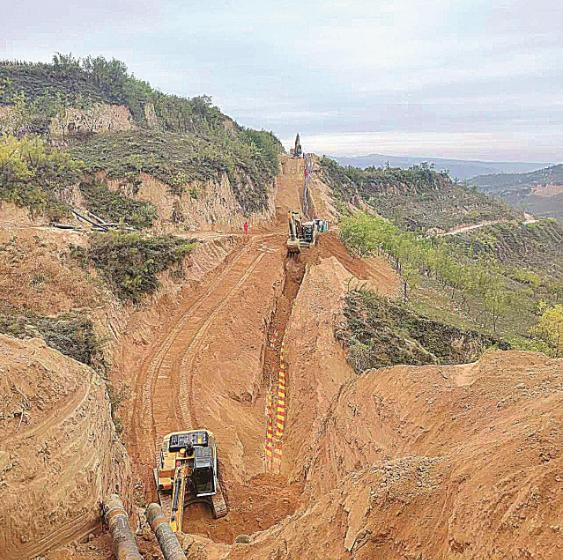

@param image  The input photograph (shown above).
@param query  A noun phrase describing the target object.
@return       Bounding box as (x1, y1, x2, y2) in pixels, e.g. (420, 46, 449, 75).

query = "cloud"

(1, 0, 562, 160)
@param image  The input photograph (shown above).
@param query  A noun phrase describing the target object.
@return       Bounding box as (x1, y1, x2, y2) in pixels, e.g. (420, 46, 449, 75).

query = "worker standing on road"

(243, 221, 249, 235)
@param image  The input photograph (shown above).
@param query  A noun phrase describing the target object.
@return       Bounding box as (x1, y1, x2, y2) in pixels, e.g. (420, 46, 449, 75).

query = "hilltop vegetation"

(69, 129, 278, 212)
(0, 54, 226, 131)
(320, 156, 522, 230)
(0, 54, 284, 215)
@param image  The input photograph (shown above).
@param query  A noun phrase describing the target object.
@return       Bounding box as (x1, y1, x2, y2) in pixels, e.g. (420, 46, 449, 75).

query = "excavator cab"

(154, 429, 227, 532)
(287, 211, 328, 255)
(192, 446, 215, 495)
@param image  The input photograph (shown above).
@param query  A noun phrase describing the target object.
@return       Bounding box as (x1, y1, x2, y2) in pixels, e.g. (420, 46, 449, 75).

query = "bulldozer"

(154, 429, 228, 533)
(287, 211, 328, 255)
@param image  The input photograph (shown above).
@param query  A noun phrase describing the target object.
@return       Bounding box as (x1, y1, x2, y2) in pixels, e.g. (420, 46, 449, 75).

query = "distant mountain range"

(331, 153, 553, 180)
(470, 164, 563, 221)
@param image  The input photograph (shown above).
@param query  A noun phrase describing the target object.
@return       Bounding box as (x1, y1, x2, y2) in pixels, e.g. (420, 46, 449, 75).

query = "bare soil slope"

(225, 350, 562, 559)
(0, 335, 131, 560)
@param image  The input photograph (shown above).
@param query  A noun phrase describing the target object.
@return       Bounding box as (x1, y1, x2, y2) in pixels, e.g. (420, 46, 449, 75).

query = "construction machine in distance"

(154, 429, 228, 533)
(287, 210, 328, 256)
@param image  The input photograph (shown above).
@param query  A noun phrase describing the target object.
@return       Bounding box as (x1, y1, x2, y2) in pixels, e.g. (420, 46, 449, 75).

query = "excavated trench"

(165, 241, 309, 544)
(263, 255, 307, 472)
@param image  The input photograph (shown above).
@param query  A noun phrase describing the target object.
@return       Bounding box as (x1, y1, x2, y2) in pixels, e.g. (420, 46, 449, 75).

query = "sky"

(2, 0, 562, 161)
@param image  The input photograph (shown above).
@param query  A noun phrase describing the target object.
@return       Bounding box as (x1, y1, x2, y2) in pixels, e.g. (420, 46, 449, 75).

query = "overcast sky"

(2, 0, 562, 161)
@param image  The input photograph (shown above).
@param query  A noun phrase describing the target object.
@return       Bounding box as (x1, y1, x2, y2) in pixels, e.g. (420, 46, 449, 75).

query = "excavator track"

(211, 485, 228, 518)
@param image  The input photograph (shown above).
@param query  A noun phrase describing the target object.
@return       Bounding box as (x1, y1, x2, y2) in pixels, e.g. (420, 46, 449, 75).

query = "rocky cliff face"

(49, 103, 136, 136)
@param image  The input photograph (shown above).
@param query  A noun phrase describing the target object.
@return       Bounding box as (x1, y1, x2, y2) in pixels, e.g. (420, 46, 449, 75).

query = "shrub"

(0, 311, 101, 366)
(77, 231, 195, 302)
(0, 134, 80, 219)
(337, 290, 508, 373)
(68, 129, 277, 212)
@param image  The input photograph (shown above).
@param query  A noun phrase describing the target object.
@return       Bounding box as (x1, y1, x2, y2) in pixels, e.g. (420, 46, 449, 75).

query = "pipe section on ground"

(146, 503, 187, 560)
(102, 494, 143, 560)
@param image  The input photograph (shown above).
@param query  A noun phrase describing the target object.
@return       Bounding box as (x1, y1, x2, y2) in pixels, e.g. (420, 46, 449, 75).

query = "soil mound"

(0, 335, 131, 560)
(227, 351, 562, 559)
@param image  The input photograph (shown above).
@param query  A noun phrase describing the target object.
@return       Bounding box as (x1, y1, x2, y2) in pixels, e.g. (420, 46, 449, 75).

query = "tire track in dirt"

(2, 375, 92, 446)
(128, 243, 249, 463)
(178, 249, 266, 430)
(127, 238, 270, 493)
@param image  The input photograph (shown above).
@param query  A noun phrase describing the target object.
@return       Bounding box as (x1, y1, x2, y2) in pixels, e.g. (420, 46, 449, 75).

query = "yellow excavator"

(154, 429, 228, 532)
(287, 211, 328, 255)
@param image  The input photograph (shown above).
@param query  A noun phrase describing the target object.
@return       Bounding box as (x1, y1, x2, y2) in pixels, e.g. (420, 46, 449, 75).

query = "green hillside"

(470, 165, 563, 221)
(320, 156, 522, 231)
(471, 164, 563, 191)
(0, 54, 284, 217)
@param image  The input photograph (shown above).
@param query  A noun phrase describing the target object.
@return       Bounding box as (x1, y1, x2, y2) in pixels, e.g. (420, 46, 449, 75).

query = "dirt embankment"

(0, 335, 131, 560)
(105, 171, 276, 235)
(0, 225, 97, 316)
(222, 279, 562, 559)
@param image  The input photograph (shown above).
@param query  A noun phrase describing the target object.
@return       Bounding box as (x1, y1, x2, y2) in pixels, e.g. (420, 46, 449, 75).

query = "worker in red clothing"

(243, 221, 249, 235)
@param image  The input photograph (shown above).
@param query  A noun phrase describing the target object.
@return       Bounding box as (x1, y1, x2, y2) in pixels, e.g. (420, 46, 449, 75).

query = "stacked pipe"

(146, 503, 187, 560)
(102, 494, 142, 560)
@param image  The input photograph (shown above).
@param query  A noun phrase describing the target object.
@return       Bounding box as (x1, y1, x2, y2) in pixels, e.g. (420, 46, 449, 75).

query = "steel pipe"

(146, 503, 187, 560)
(102, 494, 142, 560)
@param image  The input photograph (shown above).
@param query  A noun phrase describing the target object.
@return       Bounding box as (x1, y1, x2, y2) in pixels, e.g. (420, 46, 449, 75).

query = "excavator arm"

(169, 464, 188, 533)
(287, 211, 301, 255)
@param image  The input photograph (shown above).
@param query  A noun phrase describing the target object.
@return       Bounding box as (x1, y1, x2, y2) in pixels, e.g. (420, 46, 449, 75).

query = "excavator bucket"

(287, 238, 301, 255)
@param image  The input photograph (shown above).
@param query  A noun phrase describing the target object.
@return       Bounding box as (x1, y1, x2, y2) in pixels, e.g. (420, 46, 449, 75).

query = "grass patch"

(72, 231, 195, 302)
(338, 290, 508, 373)
(79, 180, 157, 228)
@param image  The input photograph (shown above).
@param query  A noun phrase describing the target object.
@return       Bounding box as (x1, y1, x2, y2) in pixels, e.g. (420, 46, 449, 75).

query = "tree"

(532, 304, 563, 356)
(483, 278, 512, 333)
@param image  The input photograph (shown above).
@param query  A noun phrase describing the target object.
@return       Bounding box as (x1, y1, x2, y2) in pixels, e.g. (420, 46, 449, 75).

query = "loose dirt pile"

(0, 334, 131, 560)
(222, 351, 562, 559)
